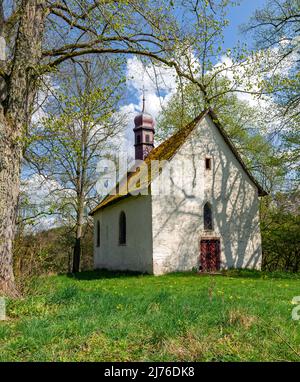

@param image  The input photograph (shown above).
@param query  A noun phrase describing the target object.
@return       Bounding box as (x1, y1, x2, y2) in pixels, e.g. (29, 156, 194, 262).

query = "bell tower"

(133, 95, 155, 161)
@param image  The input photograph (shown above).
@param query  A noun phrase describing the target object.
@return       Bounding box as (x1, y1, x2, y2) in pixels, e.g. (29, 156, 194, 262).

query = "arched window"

(119, 211, 126, 245)
(96, 220, 100, 247)
(203, 202, 213, 230)
(205, 157, 211, 170)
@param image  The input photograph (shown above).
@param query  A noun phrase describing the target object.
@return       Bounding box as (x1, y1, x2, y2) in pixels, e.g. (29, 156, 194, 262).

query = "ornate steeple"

(133, 95, 155, 161)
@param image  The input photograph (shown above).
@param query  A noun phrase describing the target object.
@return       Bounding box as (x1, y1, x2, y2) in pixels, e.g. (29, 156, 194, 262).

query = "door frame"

(199, 237, 221, 272)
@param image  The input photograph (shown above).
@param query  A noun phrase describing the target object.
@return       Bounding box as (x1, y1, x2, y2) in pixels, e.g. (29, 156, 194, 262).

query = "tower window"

(96, 220, 100, 247)
(205, 158, 211, 170)
(204, 202, 213, 230)
(137, 135, 141, 144)
(145, 134, 150, 143)
(119, 211, 126, 245)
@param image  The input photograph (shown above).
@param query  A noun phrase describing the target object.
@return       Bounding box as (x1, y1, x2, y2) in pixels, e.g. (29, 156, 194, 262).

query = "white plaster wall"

(93, 195, 153, 273)
(151, 114, 262, 275)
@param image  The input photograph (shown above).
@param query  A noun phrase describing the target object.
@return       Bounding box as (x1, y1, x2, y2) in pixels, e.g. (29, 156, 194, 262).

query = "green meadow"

(1, 270, 300, 361)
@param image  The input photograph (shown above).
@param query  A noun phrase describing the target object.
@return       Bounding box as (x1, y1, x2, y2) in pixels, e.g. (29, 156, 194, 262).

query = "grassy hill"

(1, 270, 300, 361)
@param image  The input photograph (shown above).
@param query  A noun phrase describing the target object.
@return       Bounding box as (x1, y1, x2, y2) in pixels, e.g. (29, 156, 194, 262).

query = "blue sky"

(223, 0, 266, 49)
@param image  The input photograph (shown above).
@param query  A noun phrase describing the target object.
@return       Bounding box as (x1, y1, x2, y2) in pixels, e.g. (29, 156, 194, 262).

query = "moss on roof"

(89, 108, 266, 215)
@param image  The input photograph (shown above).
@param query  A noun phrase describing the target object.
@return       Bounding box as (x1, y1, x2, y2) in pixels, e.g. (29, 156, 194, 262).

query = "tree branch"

(42, 46, 208, 98)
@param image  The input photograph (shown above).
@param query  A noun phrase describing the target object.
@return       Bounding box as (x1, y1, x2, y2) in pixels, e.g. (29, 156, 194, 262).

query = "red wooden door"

(200, 239, 220, 272)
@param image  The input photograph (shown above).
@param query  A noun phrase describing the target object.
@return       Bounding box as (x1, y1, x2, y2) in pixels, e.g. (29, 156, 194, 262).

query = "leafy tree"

(245, 0, 300, 111)
(245, 0, 300, 190)
(260, 191, 300, 272)
(26, 59, 124, 273)
(241, 0, 300, 269)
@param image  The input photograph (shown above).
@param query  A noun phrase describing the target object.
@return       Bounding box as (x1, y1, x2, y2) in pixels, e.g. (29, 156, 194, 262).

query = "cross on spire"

(141, 85, 146, 112)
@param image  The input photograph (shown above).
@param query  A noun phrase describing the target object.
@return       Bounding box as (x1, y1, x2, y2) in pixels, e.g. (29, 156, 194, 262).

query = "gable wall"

(93, 195, 153, 273)
(151, 115, 262, 274)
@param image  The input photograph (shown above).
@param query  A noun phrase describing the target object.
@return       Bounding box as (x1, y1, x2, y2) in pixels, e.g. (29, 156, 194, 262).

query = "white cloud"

(211, 42, 300, 110)
(22, 174, 62, 203)
(210, 54, 270, 108)
(126, 56, 177, 101)
(125, 51, 201, 117)
(31, 76, 58, 125)
(111, 103, 136, 161)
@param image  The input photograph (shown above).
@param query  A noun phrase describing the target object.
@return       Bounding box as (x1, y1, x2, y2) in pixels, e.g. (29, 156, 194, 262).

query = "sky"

(223, 0, 266, 49)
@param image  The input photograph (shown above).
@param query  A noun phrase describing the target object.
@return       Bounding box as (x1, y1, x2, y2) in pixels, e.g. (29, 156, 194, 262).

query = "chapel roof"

(89, 108, 267, 215)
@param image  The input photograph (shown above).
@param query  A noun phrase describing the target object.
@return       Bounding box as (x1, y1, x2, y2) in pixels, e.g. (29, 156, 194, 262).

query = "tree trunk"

(72, 116, 88, 274)
(72, 237, 81, 273)
(72, 188, 85, 273)
(0, 0, 46, 296)
(72, 208, 84, 273)
(0, 113, 21, 296)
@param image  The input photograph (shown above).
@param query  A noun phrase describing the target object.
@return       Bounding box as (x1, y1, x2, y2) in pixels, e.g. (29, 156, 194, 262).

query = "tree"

(242, 1, 300, 270)
(245, 0, 300, 111)
(0, 0, 47, 296)
(27, 58, 123, 273)
(260, 190, 300, 272)
(0, 0, 258, 295)
(245, 0, 300, 190)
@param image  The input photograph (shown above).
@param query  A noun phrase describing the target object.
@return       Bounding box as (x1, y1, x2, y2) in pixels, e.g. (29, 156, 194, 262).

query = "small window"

(119, 211, 126, 245)
(204, 202, 213, 230)
(96, 220, 100, 247)
(205, 158, 211, 170)
(137, 135, 141, 144)
(145, 134, 150, 143)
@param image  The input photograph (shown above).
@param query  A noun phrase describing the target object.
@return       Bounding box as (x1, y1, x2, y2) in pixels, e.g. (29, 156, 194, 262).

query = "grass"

(1, 269, 300, 361)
